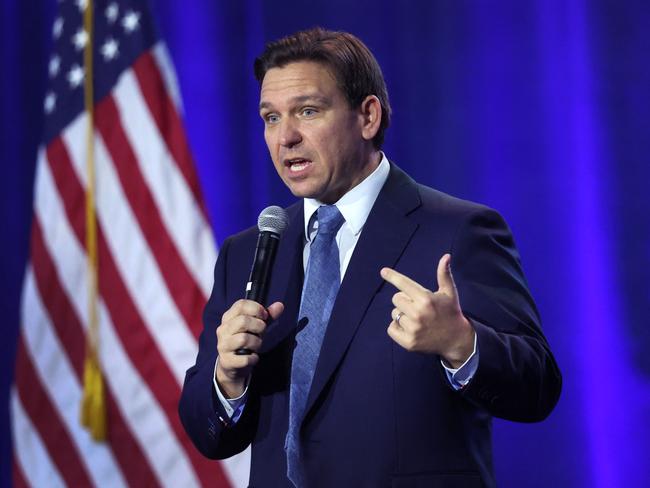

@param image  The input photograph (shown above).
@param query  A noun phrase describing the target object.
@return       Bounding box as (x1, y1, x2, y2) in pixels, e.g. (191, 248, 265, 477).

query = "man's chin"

(284, 179, 341, 203)
(286, 182, 321, 200)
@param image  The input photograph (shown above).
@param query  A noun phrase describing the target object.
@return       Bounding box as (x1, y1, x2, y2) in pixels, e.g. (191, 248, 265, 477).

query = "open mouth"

(285, 158, 312, 172)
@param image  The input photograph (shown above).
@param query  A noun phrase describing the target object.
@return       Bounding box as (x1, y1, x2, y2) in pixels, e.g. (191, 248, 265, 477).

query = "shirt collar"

(303, 153, 390, 241)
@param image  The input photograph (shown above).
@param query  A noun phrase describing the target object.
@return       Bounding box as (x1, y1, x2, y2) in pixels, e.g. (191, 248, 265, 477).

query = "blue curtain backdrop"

(2, 1, 649, 486)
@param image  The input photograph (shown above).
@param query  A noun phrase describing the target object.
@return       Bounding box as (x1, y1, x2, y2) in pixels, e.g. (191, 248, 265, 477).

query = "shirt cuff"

(213, 357, 249, 422)
(441, 332, 479, 390)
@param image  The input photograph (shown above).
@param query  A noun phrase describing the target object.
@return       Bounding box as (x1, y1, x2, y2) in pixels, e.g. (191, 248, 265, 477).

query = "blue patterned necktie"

(286, 205, 345, 487)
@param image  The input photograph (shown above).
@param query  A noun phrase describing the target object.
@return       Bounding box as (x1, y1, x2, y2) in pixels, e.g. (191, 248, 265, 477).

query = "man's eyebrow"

(259, 95, 331, 111)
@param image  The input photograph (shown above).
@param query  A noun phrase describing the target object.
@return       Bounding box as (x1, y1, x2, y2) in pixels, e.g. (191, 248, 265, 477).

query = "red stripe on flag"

(14, 338, 94, 487)
(132, 50, 210, 220)
(46, 138, 85, 239)
(46, 135, 229, 487)
(29, 215, 159, 487)
(94, 95, 205, 339)
(12, 457, 29, 488)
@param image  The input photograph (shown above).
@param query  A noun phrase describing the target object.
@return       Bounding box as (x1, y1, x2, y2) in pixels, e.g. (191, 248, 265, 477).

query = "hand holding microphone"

(236, 206, 288, 354)
(215, 206, 288, 397)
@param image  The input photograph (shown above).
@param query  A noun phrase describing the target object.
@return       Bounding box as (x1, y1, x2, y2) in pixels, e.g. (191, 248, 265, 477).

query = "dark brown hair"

(254, 28, 391, 149)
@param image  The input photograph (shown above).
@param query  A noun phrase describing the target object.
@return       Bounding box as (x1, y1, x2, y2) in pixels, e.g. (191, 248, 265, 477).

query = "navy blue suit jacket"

(179, 164, 562, 488)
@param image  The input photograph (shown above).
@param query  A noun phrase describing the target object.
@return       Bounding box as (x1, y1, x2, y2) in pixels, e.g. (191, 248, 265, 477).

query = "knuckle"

(412, 307, 425, 323)
(217, 339, 233, 356)
(397, 331, 413, 349)
(222, 317, 237, 333)
(404, 336, 416, 351)
(252, 317, 267, 334)
(235, 334, 250, 349)
(240, 332, 263, 352)
(387, 324, 399, 342)
(216, 324, 232, 342)
(223, 300, 243, 318)
(236, 315, 253, 331)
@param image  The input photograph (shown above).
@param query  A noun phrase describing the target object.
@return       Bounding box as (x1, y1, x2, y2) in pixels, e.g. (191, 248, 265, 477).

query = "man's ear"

(359, 95, 382, 142)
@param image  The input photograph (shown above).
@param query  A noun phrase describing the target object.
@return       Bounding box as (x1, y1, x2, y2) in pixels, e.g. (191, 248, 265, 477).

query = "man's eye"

(265, 114, 280, 124)
(301, 108, 317, 117)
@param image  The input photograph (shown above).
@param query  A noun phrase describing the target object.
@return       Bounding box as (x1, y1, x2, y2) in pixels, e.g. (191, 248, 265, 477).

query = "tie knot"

(316, 205, 345, 235)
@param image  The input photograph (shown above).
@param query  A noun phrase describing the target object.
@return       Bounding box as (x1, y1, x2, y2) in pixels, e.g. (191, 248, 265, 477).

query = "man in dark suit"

(179, 28, 561, 488)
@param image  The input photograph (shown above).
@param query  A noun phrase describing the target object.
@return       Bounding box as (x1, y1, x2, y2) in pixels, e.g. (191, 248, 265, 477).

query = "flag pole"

(79, 0, 107, 442)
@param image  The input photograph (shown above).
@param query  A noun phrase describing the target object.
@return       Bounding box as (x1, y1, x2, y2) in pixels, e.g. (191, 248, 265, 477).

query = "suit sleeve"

(452, 208, 562, 422)
(178, 237, 259, 459)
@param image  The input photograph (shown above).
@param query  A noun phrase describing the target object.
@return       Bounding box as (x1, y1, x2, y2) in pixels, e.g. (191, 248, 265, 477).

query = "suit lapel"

(304, 164, 421, 416)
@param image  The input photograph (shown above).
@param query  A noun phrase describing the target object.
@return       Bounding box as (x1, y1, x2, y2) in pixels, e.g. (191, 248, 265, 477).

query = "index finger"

(380, 267, 427, 299)
(222, 299, 269, 324)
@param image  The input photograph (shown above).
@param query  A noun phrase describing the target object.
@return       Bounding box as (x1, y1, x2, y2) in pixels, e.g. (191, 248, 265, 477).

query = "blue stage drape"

(2, 1, 649, 486)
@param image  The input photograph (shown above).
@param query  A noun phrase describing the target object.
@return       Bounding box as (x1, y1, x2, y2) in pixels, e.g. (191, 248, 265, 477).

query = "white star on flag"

(72, 28, 88, 51)
(101, 38, 119, 61)
(44, 92, 56, 114)
(67, 64, 84, 88)
(122, 10, 141, 33)
(49, 56, 61, 78)
(106, 2, 119, 23)
(75, 0, 88, 12)
(53, 17, 64, 39)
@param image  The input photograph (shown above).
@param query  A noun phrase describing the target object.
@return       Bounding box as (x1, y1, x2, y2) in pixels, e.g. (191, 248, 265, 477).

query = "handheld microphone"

(235, 205, 288, 355)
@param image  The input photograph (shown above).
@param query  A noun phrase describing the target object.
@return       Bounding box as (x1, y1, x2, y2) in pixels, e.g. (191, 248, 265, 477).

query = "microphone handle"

(235, 231, 279, 355)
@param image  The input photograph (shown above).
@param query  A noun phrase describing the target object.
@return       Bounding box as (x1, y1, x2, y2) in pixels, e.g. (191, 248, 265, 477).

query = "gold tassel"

(79, 0, 106, 442)
(80, 347, 107, 441)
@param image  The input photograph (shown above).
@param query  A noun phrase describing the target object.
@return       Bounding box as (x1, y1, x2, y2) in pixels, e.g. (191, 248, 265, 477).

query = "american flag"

(11, 0, 248, 486)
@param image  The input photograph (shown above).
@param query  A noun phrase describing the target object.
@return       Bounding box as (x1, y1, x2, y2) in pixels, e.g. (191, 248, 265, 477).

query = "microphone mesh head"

(257, 205, 289, 235)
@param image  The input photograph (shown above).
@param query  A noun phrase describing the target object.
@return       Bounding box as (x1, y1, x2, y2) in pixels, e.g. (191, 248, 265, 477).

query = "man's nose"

(279, 119, 302, 148)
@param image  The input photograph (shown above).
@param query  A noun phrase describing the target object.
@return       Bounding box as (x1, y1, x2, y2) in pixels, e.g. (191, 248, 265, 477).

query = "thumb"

(266, 301, 285, 321)
(436, 253, 458, 297)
